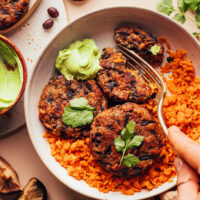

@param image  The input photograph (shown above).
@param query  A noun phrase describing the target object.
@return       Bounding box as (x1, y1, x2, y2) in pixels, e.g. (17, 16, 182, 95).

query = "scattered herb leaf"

(178, 0, 188, 13)
(173, 13, 186, 24)
(113, 120, 143, 167)
(156, 0, 175, 16)
(62, 97, 95, 128)
(193, 31, 199, 37)
(156, 0, 200, 38)
(150, 45, 161, 55)
(122, 154, 140, 168)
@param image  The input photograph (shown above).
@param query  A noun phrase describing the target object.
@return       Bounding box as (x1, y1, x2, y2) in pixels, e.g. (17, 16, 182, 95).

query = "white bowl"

(25, 7, 200, 200)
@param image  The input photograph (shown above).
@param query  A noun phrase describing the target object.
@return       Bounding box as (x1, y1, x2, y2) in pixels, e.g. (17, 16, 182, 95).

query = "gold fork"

(116, 44, 168, 137)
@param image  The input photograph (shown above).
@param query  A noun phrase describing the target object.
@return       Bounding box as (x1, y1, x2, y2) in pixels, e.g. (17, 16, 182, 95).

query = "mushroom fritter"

(0, 0, 30, 30)
(97, 47, 154, 103)
(39, 75, 108, 139)
(90, 103, 162, 177)
(115, 27, 164, 66)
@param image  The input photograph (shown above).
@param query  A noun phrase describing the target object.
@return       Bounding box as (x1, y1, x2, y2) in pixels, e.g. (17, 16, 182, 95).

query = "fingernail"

(174, 158, 183, 172)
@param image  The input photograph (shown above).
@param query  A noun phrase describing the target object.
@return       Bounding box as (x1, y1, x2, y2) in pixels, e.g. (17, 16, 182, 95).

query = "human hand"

(168, 126, 200, 200)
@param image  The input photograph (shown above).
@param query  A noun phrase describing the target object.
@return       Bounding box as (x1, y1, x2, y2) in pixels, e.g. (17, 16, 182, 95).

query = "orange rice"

(44, 46, 200, 195)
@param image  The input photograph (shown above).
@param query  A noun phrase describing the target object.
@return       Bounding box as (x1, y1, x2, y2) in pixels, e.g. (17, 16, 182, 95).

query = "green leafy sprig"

(114, 120, 143, 167)
(156, 0, 200, 38)
(62, 97, 95, 128)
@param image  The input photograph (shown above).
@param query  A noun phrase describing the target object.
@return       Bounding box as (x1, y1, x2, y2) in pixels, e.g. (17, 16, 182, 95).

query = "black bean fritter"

(115, 27, 164, 66)
(90, 102, 163, 177)
(0, 0, 30, 30)
(97, 47, 153, 103)
(39, 75, 108, 139)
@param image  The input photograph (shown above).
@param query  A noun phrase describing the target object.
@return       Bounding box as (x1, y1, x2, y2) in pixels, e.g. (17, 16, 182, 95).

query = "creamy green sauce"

(0, 40, 23, 111)
(55, 39, 101, 80)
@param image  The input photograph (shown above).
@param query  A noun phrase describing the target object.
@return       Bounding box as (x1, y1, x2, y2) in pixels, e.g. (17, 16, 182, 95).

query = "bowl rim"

(24, 6, 199, 199)
(0, 34, 27, 115)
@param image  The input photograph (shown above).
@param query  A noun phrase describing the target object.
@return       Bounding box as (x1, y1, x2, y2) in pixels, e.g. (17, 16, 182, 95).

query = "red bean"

(43, 19, 54, 29)
(47, 7, 59, 18)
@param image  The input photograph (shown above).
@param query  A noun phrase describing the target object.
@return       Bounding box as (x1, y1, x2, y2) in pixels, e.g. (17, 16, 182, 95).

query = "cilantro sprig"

(114, 120, 143, 167)
(62, 97, 95, 128)
(156, 0, 200, 38)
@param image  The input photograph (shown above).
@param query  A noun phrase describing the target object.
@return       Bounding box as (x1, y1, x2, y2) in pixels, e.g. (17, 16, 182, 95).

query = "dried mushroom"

(0, 157, 22, 199)
(17, 178, 47, 200)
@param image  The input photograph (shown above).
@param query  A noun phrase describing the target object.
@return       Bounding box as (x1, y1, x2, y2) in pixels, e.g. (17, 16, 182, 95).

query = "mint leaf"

(62, 104, 94, 128)
(70, 97, 94, 110)
(122, 154, 140, 167)
(173, 13, 186, 24)
(156, 0, 175, 16)
(114, 137, 125, 152)
(150, 45, 161, 55)
(127, 135, 144, 149)
(178, 0, 188, 13)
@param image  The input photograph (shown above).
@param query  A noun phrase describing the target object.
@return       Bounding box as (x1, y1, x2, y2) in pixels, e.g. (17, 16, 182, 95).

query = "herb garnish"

(62, 97, 95, 128)
(156, 0, 200, 38)
(114, 120, 143, 167)
(150, 45, 161, 55)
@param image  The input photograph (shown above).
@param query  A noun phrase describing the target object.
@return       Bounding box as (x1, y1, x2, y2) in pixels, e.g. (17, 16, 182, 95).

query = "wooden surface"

(0, 0, 41, 34)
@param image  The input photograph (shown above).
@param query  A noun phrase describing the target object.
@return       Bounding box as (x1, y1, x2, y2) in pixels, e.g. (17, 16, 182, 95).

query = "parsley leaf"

(150, 45, 161, 55)
(62, 97, 95, 128)
(114, 137, 125, 152)
(70, 97, 94, 110)
(122, 154, 140, 168)
(114, 120, 143, 167)
(127, 135, 144, 149)
(156, 0, 175, 16)
(173, 13, 186, 24)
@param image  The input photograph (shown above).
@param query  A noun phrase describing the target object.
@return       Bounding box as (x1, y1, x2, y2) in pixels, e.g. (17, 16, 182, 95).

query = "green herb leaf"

(156, 0, 175, 16)
(114, 137, 125, 152)
(196, 21, 200, 28)
(127, 135, 144, 149)
(189, 3, 198, 11)
(62, 106, 94, 128)
(178, 0, 188, 13)
(121, 128, 129, 140)
(193, 32, 199, 37)
(70, 97, 94, 110)
(126, 120, 136, 134)
(150, 45, 161, 55)
(62, 97, 95, 128)
(184, 0, 195, 4)
(122, 154, 140, 167)
(173, 13, 186, 24)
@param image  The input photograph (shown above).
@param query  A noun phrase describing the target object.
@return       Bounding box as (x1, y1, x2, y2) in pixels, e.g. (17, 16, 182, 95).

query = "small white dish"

(25, 7, 200, 200)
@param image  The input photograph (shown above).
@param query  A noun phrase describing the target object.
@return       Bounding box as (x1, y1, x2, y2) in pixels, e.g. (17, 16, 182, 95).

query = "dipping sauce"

(0, 40, 23, 112)
(55, 39, 101, 80)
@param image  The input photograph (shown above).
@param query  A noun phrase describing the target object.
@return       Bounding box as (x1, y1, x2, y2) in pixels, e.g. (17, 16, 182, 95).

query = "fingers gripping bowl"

(25, 7, 200, 200)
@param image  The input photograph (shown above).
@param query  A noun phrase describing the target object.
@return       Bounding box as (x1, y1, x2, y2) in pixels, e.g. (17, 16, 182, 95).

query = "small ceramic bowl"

(0, 35, 27, 115)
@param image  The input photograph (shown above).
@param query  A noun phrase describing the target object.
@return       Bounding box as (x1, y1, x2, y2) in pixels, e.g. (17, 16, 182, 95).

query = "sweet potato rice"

(44, 40, 200, 195)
